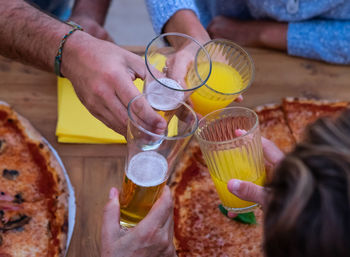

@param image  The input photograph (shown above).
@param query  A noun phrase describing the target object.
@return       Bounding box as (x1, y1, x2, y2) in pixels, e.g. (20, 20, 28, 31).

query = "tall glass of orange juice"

(187, 39, 255, 116)
(195, 107, 265, 213)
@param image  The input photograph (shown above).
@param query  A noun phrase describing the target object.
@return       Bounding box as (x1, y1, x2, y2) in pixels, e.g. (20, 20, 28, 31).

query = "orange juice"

(202, 147, 265, 209)
(188, 61, 244, 116)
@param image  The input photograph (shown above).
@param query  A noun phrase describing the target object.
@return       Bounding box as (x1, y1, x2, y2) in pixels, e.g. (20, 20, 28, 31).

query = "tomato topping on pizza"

(0, 102, 68, 257)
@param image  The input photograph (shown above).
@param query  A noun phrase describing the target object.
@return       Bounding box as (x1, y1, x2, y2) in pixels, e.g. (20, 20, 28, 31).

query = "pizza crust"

(283, 96, 349, 106)
(254, 103, 295, 153)
(282, 97, 349, 142)
(254, 102, 280, 113)
(0, 101, 69, 257)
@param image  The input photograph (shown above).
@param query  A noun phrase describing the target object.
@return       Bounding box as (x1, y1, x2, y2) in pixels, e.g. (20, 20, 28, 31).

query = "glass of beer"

(195, 107, 265, 213)
(119, 93, 198, 228)
(144, 32, 212, 103)
(188, 39, 255, 116)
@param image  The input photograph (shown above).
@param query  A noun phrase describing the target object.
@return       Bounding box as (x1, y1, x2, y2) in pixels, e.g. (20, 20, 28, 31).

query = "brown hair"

(264, 110, 350, 257)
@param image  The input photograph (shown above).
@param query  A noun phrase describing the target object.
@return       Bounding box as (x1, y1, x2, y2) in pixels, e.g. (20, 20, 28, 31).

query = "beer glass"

(195, 107, 265, 213)
(188, 39, 255, 116)
(144, 32, 212, 105)
(119, 93, 198, 228)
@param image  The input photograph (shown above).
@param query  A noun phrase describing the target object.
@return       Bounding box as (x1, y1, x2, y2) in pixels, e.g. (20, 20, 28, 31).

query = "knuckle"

(246, 184, 256, 197)
(244, 182, 259, 201)
(237, 181, 253, 198)
(102, 204, 111, 215)
(117, 112, 128, 127)
(92, 84, 106, 98)
(102, 71, 118, 84)
(84, 98, 97, 112)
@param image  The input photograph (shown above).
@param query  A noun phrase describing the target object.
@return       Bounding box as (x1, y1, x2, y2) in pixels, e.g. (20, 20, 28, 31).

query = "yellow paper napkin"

(56, 54, 168, 144)
(56, 77, 144, 143)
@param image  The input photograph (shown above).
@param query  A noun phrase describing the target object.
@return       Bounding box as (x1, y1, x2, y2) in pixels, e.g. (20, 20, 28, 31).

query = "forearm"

(164, 9, 210, 48)
(0, 0, 72, 72)
(71, 0, 111, 25)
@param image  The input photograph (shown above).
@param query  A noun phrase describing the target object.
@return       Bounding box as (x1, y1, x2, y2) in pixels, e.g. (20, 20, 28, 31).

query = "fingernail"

(228, 179, 241, 193)
(235, 129, 246, 135)
(109, 187, 117, 200)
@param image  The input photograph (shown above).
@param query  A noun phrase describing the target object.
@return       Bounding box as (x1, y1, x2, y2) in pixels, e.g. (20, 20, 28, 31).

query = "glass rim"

(145, 32, 212, 92)
(195, 39, 255, 96)
(224, 203, 259, 213)
(127, 93, 199, 140)
(195, 106, 259, 145)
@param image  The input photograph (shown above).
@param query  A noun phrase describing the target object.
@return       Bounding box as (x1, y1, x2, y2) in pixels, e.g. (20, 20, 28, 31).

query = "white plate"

(45, 140, 76, 256)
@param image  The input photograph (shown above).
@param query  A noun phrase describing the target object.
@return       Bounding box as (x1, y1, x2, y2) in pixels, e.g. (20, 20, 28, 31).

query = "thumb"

(261, 137, 284, 165)
(227, 179, 265, 206)
(101, 187, 122, 242)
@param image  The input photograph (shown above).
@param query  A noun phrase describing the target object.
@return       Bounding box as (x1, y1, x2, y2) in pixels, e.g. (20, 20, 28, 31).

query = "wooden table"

(0, 47, 349, 256)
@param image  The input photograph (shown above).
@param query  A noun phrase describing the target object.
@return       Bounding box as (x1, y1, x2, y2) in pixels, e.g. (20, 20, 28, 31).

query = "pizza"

(171, 97, 349, 257)
(282, 97, 349, 143)
(254, 104, 295, 153)
(0, 101, 69, 257)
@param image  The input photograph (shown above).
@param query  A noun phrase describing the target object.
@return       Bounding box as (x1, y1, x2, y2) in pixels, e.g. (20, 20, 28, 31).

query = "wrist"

(164, 10, 210, 47)
(188, 31, 210, 46)
(60, 30, 94, 78)
(259, 22, 288, 51)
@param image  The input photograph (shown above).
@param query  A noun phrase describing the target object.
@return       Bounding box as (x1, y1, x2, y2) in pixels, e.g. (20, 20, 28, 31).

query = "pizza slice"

(255, 104, 296, 153)
(0, 104, 68, 203)
(282, 97, 349, 143)
(170, 140, 264, 257)
(0, 102, 69, 257)
(0, 200, 67, 257)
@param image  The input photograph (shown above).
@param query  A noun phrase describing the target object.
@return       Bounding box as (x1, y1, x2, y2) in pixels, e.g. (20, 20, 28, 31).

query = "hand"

(165, 42, 198, 89)
(165, 42, 243, 102)
(70, 15, 114, 42)
(207, 16, 287, 51)
(226, 130, 284, 217)
(61, 32, 166, 136)
(101, 187, 176, 257)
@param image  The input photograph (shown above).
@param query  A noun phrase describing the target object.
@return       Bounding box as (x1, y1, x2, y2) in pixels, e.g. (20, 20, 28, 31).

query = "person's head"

(264, 110, 350, 257)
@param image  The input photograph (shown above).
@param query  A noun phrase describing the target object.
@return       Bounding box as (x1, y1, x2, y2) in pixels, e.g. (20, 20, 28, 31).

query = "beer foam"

(127, 151, 168, 187)
(145, 78, 185, 111)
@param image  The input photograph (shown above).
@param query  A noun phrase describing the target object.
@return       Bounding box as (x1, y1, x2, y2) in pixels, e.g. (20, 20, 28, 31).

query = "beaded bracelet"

(54, 21, 83, 77)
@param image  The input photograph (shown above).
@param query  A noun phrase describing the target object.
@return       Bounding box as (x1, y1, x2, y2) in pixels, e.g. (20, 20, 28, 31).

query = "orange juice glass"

(195, 107, 265, 213)
(188, 39, 255, 116)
